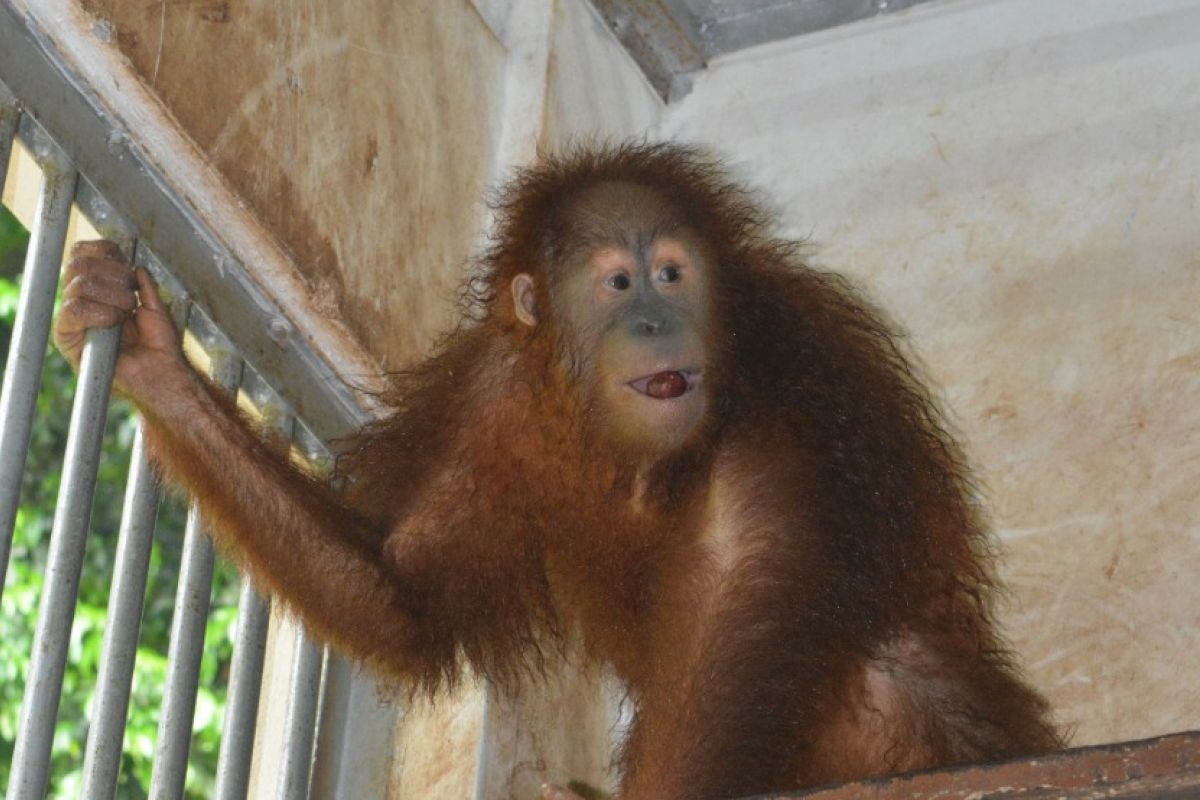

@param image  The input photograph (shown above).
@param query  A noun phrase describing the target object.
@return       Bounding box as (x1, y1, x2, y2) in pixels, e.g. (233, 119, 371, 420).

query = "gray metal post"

(212, 581, 270, 800)
(213, 372, 291, 800)
(5, 265, 123, 800)
(149, 326, 243, 800)
(81, 259, 189, 800)
(78, 426, 161, 799)
(0, 129, 76, 599)
(276, 428, 333, 800)
(309, 655, 398, 799)
(0, 79, 17, 194)
(278, 635, 326, 800)
(148, 505, 215, 800)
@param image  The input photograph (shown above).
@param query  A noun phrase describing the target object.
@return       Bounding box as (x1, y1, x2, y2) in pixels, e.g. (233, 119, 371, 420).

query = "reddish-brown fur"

(59, 142, 1061, 799)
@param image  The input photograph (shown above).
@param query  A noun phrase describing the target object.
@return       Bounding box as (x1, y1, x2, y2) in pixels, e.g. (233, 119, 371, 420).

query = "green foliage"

(0, 215, 240, 798)
(0, 205, 28, 280)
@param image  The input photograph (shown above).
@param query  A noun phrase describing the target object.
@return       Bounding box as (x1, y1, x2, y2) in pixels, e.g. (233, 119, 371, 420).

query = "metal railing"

(0, 4, 369, 797)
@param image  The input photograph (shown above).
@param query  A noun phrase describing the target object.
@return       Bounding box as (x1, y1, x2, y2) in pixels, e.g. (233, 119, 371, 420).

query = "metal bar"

(473, 684, 496, 800)
(276, 425, 333, 799)
(148, 503, 215, 800)
(81, 249, 189, 800)
(0, 126, 74, 599)
(278, 635, 325, 800)
(213, 371, 291, 800)
(276, 422, 338, 796)
(5, 223, 125, 800)
(0, 78, 18, 193)
(79, 425, 160, 799)
(309, 654, 397, 799)
(149, 322, 243, 800)
(213, 582, 270, 800)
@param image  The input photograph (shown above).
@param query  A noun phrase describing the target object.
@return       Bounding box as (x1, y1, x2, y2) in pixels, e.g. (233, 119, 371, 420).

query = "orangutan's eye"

(607, 273, 632, 291)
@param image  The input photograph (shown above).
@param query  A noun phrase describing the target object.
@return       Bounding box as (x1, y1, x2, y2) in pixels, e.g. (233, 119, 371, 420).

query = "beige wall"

(80, 0, 506, 368)
(662, 0, 1200, 747)
(541, 0, 662, 148)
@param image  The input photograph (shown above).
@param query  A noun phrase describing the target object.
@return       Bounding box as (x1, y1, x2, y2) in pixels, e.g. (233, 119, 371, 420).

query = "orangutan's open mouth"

(628, 370, 700, 400)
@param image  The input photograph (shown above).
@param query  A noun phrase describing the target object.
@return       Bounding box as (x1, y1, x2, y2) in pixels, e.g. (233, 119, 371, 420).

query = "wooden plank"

(771, 732, 1200, 799)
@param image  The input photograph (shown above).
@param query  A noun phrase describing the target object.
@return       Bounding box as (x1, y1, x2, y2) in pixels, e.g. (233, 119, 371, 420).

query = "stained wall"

(661, 0, 1200, 745)
(541, 0, 663, 149)
(78, 0, 507, 368)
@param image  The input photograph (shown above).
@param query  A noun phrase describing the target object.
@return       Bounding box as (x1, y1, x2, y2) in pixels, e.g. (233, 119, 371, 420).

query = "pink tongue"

(646, 371, 688, 399)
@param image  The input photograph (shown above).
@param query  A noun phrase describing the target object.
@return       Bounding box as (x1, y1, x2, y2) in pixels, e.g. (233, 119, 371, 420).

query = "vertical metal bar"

(278, 635, 325, 800)
(149, 323, 243, 800)
(213, 372, 290, 800)
(473, 685, 496, 800)
(0, 127, 75, 599)
(81, 250, 189, 800)
(0, 79, 18, 194)
(149, 504, 215, 800)
(309, 654, 398, 799)
(212, 583, 270, 800)
(277, 425, 332, 800)
(79, 426, 160, 797)
(5, 220, 124, 799)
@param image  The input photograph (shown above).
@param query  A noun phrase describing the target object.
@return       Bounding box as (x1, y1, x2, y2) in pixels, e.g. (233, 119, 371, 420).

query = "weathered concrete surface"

(389, 683, 487, 799)
(774, 732, 1200, 799)
(542, 0, 663, 147)
(474, 662, 623, 800)
(78, 0, 506, 368)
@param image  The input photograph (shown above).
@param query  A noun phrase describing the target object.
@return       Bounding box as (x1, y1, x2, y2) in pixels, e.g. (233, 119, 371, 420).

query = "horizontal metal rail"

(0, 78, 16, 190)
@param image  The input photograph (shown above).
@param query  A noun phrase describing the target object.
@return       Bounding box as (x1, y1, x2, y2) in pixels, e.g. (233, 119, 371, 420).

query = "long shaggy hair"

(336, 143, 1059, 773)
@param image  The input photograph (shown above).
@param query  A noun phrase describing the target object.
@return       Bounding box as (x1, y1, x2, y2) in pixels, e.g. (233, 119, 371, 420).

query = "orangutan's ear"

(511, 273, 537, 327)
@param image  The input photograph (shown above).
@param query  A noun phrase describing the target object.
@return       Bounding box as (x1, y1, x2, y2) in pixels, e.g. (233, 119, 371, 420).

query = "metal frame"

(0, 4, 362, 798)
(587, 0, 942, 100)
(0, 0, 369, 445)
(0, 110, 335, 798)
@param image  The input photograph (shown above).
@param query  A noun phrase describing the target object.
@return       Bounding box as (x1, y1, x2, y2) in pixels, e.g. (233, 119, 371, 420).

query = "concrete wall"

(541, 0, 663, 148)
(79, 0, 507, 369)
(660, 0, 1200, 746)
